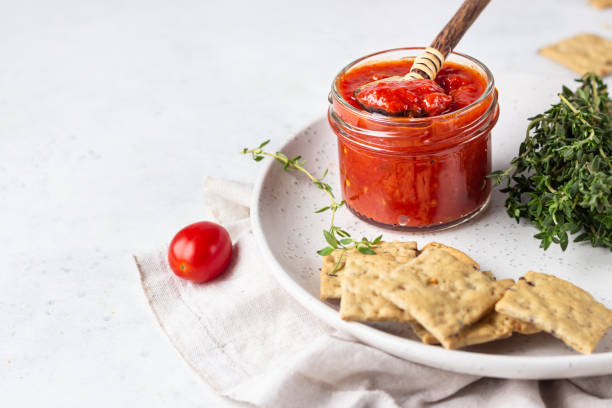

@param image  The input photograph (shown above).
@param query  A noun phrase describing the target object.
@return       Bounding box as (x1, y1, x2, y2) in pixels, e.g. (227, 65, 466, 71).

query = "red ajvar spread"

(341, 60, 486, 115)
(331, 59, 496, 228)
(354, 78, 453, 117)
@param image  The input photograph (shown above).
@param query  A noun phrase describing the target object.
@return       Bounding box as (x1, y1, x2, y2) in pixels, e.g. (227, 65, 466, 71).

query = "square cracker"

(375, 247, 513, 348)
(539, 34, 612, 76)
(417, 279, 519, 349)
(445, 311, 515, 349)
(412, 311, 539, 348)
(444, 310, 540, 349)
(495, 271, 612, 354)
(339, 241, 484, 323)
(409, 265, 538, 348)
(589, 0, 612, 9)
(320, 241, 417, 300)
(340, 250, 417, 322)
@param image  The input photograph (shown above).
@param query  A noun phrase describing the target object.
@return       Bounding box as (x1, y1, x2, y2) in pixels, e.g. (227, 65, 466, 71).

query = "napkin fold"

(134, 177, 612, 408)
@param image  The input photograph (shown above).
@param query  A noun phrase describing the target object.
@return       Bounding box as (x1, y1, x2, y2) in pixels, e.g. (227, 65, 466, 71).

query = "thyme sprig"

(489, 73, 612, 251)
(242, 140, 382, 271)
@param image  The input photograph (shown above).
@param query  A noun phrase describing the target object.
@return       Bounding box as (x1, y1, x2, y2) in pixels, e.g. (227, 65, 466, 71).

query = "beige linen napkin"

(134, 178, 612, 408)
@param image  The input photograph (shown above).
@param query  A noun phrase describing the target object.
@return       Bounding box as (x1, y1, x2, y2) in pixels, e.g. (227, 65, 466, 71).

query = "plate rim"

(250, 116, 612, 380)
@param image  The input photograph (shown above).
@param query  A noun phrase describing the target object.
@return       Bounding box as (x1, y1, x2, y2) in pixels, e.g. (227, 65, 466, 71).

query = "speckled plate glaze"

(251, 73, 612, 379)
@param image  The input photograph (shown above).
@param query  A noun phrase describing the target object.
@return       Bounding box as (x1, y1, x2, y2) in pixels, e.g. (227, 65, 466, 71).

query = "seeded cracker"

(449, 310, 541, 349)
(320, 241, 417, 300)
(375, 247, 513, 349)
(439, 275, 539, 349)
(539, 34, 612, 77)
(496, 271, 612, 354)
(407, 245, 495, 345)
(340, 245, 418, 322)
(440, 270, 540, 348)
(441, 277, 514, 348)
(409, 259, 500, 346)
(412, 309, 539, 348)
(418, 278, 538, 349)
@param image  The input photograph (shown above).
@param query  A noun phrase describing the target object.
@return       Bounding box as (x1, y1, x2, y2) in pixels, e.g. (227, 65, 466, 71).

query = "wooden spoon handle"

(407, 0, 490, 80)
(431, 0, 490, 57)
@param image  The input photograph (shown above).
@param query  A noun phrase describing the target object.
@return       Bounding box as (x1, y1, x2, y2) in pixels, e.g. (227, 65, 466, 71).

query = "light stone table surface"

(1, 0, 610, 406)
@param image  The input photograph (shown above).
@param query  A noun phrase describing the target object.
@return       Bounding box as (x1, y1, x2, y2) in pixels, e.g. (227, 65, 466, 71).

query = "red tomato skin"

(168, 221, 232, 283)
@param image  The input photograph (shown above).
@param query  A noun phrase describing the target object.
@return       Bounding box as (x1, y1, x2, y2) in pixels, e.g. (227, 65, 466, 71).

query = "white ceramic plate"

(251, 73, 612, 379)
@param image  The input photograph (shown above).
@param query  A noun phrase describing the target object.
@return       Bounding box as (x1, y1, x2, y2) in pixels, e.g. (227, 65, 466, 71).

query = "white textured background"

(1, 0, 610, 406)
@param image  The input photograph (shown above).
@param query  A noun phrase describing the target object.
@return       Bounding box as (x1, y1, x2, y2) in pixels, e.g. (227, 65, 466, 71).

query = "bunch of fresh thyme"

(242, 140, 382, 269)
(490, 73, 612, 251)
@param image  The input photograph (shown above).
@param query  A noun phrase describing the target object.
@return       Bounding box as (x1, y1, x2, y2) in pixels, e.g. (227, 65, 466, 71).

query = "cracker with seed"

(320, 241, 417, 300)
(496, 271, 612, 354)
(589, 0, 612, 9)
(375, 247, 513, 348)
(449, 311, 541, 349)
(409, 276, 529, 347)
(338, 241, 418, 321)
(445, 311, 515, 349)
(412, 310, 539, 348)
(539, 34, 612, 77)
(410, 311, 539, 349)
(410, 279, 511, 346)
(411, 248, 495, 346)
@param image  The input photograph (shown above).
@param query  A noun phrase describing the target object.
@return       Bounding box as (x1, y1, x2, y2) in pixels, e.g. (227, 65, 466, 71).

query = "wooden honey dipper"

(355, 0, 491, 116)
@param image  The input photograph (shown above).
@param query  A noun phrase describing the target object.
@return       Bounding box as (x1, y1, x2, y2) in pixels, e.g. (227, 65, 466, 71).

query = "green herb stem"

(490, 73, 612, 252)
(242, 140, 382, 269)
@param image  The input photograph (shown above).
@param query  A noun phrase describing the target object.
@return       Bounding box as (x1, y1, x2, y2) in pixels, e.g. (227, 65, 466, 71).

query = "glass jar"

(328, 48, 499, 231)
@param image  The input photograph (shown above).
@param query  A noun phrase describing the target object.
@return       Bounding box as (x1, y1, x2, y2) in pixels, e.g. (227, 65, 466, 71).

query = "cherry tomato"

(168, 221, 232, 283)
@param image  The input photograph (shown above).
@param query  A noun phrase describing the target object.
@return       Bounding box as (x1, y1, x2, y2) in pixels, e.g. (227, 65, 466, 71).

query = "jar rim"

(330, 47, 495, 124)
